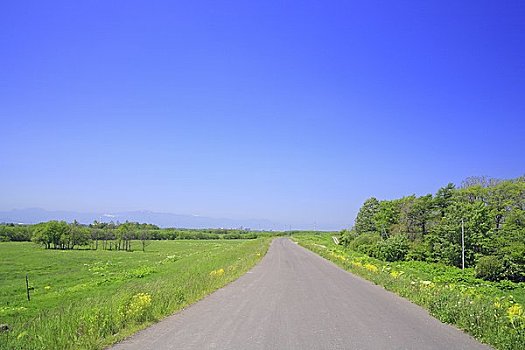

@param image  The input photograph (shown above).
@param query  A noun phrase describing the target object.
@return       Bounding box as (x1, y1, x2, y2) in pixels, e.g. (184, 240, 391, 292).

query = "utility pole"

(461, 219, 465, 270)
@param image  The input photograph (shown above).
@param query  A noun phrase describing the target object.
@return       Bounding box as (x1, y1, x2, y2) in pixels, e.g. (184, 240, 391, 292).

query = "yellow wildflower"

(126, 292, 152, 320)
(329, 252, 347, 261)
(364, 263, 378, 273)
(390, 271, 400, 278)
(210, 268, 225, 277)
(351, 261, 363, 268)
(507, 304, 523, 322)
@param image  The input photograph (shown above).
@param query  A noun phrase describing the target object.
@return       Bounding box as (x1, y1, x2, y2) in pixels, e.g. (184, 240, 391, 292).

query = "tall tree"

(354, 197, 380, 234)
(409, 194, 434, 236)
(373, 200, 400, 238)
(434, 183, 455, 218)
(429, 201, 491, 267)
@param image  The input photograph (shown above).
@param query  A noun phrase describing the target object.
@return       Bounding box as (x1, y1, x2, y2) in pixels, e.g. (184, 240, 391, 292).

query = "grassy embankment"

(294, 234, 525, 350)
(0, 239, 270, 349)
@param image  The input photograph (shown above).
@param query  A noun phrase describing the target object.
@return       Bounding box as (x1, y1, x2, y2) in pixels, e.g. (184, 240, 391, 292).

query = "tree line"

(0, 221, 270, 251)
(341, 175, 525, 282)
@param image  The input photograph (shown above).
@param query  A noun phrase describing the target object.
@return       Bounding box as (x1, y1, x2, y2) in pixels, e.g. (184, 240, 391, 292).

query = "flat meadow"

(0, 239, 270, 349)
(294, 234, 525, 350)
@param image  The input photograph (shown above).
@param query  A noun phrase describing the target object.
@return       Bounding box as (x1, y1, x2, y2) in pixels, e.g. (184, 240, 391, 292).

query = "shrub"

(373, 234, 410, 262)
(349, 233, 381, 256)
(475, 255, 506, 281)
(339, 229, 356, 246)
(406, 239, 431, 261)
(501, 242, 525, 282)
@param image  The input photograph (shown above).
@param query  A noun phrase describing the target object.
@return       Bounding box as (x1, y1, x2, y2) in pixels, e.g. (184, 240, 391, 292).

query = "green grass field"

(0, 239, 270, 349)
(294, 234, 525, 350)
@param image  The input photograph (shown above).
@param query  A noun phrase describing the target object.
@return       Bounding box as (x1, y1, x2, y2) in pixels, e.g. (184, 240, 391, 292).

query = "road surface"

(110, 238, 490, 350)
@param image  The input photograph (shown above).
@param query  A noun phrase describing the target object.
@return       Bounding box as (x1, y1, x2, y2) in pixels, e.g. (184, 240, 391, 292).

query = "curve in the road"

(110, 238, 490, 350)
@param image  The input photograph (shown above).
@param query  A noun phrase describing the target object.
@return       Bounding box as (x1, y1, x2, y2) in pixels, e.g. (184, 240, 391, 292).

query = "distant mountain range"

(0, 208, 283, 230)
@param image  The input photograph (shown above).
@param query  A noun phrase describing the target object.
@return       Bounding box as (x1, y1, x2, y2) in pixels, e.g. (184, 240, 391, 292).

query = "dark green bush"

(373, 234, 410, 262)
(339, 229, 357, 246)
(349, 233, 381, 255)
(406, 239, 431, 261)
(475, 255, 506, 281)
(500, 242, 525, 282)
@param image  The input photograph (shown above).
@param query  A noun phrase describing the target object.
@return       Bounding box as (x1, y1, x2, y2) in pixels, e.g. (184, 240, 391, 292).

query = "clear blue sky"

(1, 1, 524, 230)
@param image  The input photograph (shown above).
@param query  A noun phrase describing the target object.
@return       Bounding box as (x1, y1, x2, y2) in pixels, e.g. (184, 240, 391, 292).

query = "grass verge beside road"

(0, 239, 270, 349)
(294, 234, 525, 350)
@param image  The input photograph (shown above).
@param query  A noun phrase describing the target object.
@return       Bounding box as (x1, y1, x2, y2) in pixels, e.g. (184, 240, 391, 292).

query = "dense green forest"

(0, 221, 285, 250)
(341, 176, 525, 282)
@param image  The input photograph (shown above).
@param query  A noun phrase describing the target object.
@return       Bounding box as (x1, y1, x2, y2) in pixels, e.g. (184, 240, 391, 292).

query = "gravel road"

(110, 238, 490, 350)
